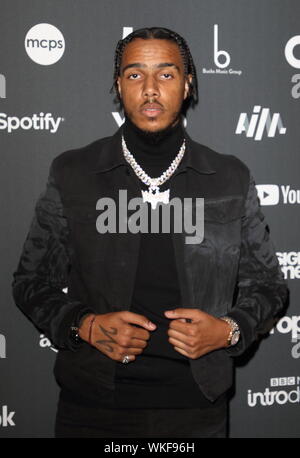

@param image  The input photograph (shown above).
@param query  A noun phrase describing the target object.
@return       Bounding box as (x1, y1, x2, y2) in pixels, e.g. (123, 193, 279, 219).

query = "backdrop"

(1, 0, 299, 438)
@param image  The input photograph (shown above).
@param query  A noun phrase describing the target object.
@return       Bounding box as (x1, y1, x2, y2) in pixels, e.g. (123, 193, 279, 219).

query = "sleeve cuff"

(59, 304, 95, 351)
(223, 309, 254, 357)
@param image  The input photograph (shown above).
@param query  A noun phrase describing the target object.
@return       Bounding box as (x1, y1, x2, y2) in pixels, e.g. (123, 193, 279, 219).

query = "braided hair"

(110, 27, 198, 112)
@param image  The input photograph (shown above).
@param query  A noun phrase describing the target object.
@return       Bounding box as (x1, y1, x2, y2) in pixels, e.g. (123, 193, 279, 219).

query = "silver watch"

(221, 317, 240, 346)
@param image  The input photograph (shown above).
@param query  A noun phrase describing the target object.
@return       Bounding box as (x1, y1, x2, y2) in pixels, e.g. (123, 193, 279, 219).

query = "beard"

(124, 111, 182, 145)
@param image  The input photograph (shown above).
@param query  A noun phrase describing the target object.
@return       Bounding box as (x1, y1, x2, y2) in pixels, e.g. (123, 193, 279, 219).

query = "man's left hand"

(164, 308, 230, 359)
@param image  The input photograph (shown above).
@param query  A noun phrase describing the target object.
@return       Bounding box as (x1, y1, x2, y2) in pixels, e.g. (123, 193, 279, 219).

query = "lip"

(141, 104, 163, 117)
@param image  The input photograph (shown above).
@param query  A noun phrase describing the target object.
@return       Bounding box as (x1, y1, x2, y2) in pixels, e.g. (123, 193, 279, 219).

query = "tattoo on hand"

(96, 325, 118, 353)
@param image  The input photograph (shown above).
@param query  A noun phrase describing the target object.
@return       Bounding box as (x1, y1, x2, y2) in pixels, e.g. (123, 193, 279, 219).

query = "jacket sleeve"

(12, 162, 95, 351)
(225, 174, 288, 356)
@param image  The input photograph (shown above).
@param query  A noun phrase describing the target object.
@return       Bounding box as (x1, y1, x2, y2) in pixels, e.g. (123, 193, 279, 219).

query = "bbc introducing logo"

(248, 376, 300, 407)
(25, 23, 65, 65)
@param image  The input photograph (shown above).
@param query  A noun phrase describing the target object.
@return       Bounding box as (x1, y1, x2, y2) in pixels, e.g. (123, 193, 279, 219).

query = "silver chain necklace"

(121, 135, 185, 209)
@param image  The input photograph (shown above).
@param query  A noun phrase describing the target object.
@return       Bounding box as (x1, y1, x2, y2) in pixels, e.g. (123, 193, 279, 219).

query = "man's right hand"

(78, 311, 156, 362)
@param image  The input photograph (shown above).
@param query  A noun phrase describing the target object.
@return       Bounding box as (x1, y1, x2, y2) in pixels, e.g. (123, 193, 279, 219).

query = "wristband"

(70, 310, 94, 345)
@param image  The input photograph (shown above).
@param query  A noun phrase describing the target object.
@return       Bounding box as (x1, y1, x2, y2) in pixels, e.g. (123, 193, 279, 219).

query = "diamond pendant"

(141, 185, 170, 210)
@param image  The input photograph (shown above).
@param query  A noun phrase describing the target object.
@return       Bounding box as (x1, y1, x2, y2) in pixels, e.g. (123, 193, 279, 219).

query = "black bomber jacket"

(12, 126, 288, 403)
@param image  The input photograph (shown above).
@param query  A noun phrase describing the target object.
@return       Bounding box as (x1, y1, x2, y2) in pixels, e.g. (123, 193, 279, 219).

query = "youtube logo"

(256, 184, 300, 206)
(256, 185, 280, 206)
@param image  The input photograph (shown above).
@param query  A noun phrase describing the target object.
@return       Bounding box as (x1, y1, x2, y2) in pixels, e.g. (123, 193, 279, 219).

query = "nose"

(142, 74, 160, 99)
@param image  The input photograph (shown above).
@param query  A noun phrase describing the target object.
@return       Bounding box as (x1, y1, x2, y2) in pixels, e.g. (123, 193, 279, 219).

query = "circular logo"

(285, 35, 300, 69)
(25, 23, 65, 65)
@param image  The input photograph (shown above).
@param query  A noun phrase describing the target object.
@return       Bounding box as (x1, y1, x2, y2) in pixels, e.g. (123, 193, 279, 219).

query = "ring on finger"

(122, 355, 131, 364)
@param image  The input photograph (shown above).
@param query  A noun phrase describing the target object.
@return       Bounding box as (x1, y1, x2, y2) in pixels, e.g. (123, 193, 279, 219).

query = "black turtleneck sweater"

(114, 117, 212, 409)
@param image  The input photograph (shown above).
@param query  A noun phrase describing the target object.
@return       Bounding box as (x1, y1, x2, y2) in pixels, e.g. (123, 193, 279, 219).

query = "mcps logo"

(25, 23, 65, 65)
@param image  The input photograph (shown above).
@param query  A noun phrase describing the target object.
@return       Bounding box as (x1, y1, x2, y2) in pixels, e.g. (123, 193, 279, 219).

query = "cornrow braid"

(110, 27, 199, 111)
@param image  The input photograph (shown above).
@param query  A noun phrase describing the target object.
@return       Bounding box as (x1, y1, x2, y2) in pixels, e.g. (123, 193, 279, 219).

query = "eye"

(161, 73, 174, 79)
(128, 73, 141, 79)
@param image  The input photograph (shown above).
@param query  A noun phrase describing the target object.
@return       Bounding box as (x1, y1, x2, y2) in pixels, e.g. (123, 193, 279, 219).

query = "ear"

(184, 74, 193, 100)
(117, 77, 121, 97)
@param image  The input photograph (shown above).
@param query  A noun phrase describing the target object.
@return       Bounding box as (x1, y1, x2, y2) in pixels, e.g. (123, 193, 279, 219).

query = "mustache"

(141, 100, 164, 108)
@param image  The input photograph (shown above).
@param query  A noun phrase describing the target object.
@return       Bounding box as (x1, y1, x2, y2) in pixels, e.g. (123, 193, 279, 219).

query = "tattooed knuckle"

(119, 336, 129, 347)
(116, 336, 124, 346)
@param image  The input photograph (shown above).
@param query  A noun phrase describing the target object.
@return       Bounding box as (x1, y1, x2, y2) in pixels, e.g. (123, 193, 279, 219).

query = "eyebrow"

(121, 62, 180, 75)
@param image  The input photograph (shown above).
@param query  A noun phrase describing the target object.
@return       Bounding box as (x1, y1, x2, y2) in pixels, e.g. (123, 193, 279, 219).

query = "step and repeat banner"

(1, 0, 299, 438)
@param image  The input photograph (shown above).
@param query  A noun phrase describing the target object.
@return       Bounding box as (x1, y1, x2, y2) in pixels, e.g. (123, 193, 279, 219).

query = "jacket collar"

(92, 125, 216, 175)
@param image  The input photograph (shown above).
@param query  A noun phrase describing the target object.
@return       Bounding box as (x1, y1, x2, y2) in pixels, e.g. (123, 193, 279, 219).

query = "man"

(12, 27, 287, 438)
